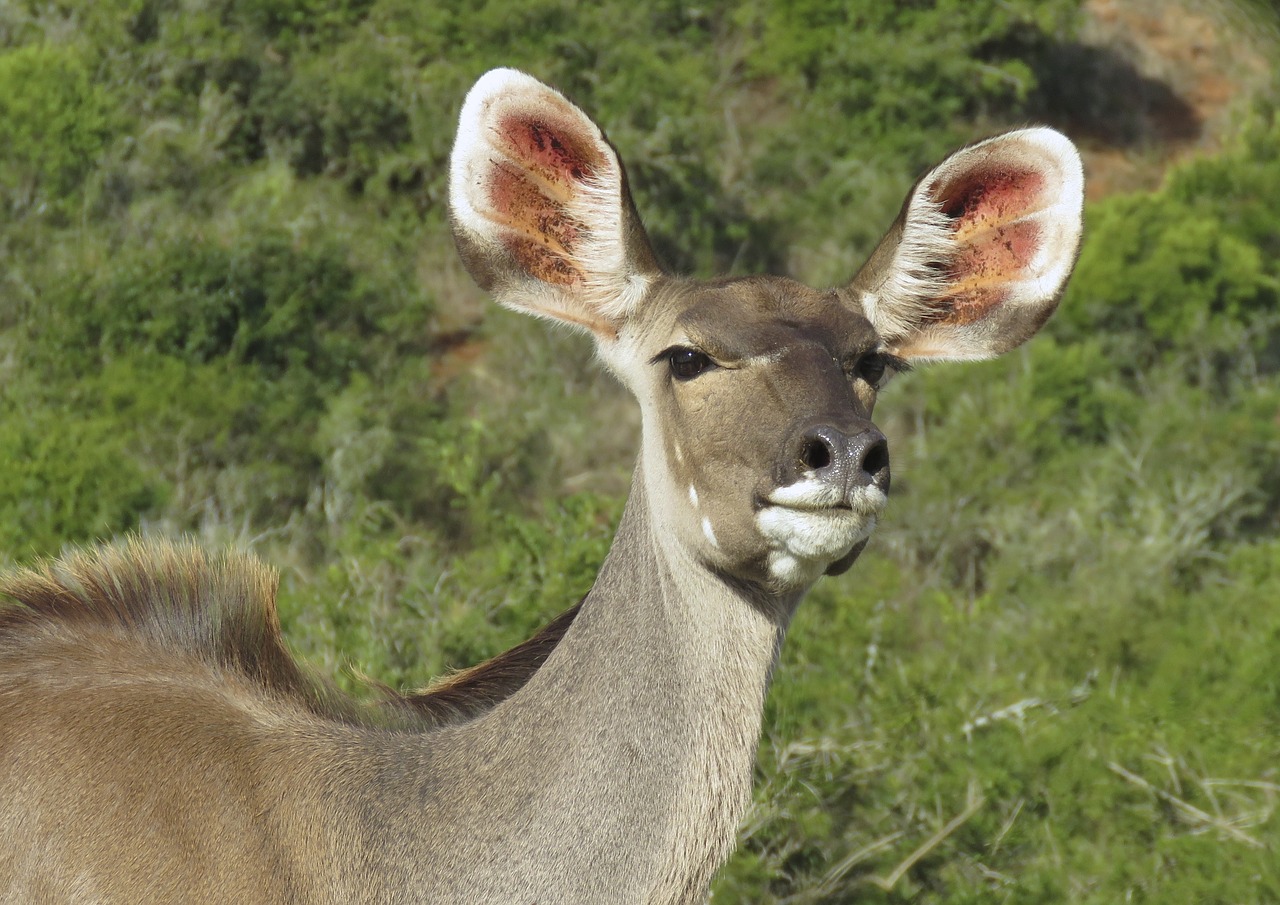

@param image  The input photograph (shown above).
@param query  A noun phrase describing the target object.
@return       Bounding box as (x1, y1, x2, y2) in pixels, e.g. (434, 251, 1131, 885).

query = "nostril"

(861, 438, 889, 479)
(800, 436, 833, 471)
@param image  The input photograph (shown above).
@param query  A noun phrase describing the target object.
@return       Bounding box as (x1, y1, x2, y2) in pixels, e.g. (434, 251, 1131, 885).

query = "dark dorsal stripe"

(395, 599, 582, 725)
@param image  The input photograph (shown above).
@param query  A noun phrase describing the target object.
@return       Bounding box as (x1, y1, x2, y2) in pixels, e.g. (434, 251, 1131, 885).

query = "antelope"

(0, 69, 1083, 903)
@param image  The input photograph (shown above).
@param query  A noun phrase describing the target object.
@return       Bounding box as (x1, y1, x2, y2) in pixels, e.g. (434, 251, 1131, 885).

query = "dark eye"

(668, 347, 713, 381)
(855, 354, 887, 387)
(850, 352, 909, 389)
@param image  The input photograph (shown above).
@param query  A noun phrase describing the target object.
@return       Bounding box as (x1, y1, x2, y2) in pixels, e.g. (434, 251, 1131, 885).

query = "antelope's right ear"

(448, 69, 663, 339)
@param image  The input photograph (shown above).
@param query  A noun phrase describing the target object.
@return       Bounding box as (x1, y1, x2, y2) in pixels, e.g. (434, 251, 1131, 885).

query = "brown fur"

(0, 538, 577, 730)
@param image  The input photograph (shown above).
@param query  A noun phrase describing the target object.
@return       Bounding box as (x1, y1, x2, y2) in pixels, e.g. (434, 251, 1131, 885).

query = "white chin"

(756, 504, 880, 588)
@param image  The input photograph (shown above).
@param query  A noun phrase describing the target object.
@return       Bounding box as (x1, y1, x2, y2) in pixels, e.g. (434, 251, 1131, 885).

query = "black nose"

(797, 424, 890, 493)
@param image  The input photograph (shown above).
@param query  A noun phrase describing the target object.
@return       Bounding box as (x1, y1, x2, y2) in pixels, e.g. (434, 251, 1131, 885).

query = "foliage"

(2, 0, 1279, 901)
(0, 42, 119, 215)
(1059, 114, 1280, 371)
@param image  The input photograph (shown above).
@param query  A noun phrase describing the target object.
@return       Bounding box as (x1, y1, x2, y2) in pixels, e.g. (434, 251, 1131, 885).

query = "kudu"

(0, 69, 1083, 903)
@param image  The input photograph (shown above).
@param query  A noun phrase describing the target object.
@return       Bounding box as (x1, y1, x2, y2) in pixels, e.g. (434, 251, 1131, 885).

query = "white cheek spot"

(688, 485, 699, 508)
(767, 551, 812, 588)
(702, 517, 719, 549)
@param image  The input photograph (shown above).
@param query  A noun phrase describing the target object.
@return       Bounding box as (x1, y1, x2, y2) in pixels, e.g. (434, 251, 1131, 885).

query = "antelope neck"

(369, 463, 790, 902)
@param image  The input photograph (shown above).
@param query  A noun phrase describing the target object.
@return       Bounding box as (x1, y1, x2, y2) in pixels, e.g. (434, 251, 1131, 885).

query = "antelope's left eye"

(668, 347, 714, 381)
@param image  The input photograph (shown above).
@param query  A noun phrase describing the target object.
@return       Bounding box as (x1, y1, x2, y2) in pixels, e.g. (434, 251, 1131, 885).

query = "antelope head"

(449, 69, 1083, 598)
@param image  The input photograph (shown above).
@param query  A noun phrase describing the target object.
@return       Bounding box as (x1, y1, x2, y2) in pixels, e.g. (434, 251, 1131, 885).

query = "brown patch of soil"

(1077, 0, 1273, 198)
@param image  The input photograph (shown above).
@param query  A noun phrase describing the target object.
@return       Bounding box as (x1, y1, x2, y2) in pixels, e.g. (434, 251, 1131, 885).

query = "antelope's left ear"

(850, 128, 1084, 361)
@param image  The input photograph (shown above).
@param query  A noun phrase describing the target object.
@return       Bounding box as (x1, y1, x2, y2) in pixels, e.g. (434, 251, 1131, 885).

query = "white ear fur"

(858, 189, 956, 344)
(448, 69, 658, 336)
(858, 127, 1085, 361)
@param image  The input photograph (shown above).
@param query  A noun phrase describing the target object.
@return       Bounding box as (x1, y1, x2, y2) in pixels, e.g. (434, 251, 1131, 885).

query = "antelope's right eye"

(668, 347, 713, 381)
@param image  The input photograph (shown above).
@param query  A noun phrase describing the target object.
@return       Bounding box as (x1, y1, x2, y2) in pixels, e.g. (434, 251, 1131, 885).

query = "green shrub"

(1059, 112, 1280, 373)
(0, 376, 165, 558)
(0, 43, 119, 216)
(31, 226, 378, 378)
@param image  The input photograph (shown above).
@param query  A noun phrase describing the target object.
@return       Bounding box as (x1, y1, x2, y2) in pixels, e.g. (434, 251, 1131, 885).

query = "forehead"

(671, 276, 876, 357)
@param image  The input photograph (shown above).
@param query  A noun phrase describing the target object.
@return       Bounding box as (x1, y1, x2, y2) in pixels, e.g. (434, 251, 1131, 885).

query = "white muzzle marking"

(756, 479, 888, 586)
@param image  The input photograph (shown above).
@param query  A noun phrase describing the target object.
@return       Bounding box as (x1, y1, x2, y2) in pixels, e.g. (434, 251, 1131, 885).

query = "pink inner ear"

(929, 165, 1047, 324)
(487, 161, 585, 254)
(949, 218, 1040, 282)
(497, 112, 605, 191)
(483, 113, 604, 291)
(503, 234, 582, 287)
(937, 166, 1044, 239)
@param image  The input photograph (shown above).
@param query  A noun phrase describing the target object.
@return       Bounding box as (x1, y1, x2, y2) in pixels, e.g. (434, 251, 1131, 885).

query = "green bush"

(0, 43, 119, 216)
(31, 225, 380, 378)
(1059, 113, 1280, 373)
(0, 375, 165, 557)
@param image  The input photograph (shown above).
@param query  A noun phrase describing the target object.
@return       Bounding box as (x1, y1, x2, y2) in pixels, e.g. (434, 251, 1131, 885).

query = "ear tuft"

(448, 69, 660, 338)
(855, 127, 1084, 361)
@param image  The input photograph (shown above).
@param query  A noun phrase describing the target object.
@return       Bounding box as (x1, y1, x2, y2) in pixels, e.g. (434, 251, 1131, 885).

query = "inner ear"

(931, 164, 1048, 324)
(485, 156, 590, 287)
(494, 111, 607, 189)
(852, 127, 1084, 362)
(485, 111, 612, 288)
(940, 165, 1045, 235)
(449, 69, 662, 337)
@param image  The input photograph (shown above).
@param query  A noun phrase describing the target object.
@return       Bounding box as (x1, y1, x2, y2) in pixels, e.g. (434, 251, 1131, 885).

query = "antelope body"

(0, 70, 1083, 903)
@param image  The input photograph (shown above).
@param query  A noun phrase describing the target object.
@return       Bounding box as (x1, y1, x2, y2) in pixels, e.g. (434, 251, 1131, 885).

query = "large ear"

(448, 69, 663, 339)
(851, 128, 1084, 360)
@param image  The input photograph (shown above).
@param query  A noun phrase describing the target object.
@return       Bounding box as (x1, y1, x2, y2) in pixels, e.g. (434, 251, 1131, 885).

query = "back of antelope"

(0, 69, 1083, 903)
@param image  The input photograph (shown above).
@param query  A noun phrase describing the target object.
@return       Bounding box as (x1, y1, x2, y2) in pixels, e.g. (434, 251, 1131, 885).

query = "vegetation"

(2, 0, 1278, 900)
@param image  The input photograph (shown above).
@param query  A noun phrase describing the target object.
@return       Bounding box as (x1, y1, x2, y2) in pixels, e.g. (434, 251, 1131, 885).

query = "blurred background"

(2, 0, 1279, 900)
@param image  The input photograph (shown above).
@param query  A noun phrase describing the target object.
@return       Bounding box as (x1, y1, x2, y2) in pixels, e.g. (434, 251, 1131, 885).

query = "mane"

(0, 538, 578, 729)
(394, 601, 581, 723)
